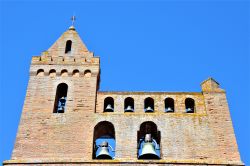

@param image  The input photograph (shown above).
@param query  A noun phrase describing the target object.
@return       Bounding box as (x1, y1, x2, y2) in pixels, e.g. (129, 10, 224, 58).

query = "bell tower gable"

(46, 26, 92, 58)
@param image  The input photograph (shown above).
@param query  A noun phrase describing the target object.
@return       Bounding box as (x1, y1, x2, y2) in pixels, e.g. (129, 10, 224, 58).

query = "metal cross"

(71, 15, 76, 26)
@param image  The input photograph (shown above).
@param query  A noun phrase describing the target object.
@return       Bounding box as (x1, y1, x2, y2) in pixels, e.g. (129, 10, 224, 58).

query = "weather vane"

(71, 15, 76, 26)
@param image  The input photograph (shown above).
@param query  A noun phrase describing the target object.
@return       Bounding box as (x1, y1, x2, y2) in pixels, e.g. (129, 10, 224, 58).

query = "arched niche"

(103, 97, 114, 112)
(185, 98, 195, 113)
(124, 97, 134, 112)
(53, 83, 68, 113)
(137, 121, 161, 159)
(93, 121, 116, 159)
(144, 97, 154, 113)
(65, 40, 72, 54)
(164, 98, 175, 112)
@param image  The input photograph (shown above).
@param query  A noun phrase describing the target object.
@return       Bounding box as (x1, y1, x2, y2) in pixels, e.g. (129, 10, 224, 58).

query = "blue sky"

(0, 0, 249, 164)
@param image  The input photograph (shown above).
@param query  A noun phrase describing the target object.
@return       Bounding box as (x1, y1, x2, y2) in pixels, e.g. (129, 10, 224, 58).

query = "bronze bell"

(59, 97, 66, 104)
(165, 107, 173, 112)
(57, 107, 64, 113)
(96, 141, 114, 159)
(57, 97, 66, 113)
(186, 107, 194, 113)
(105, 104, 114, 112)
(138, 134, 160, 159)
(125, 105, 134, 112)
(145, 106, 154, 112)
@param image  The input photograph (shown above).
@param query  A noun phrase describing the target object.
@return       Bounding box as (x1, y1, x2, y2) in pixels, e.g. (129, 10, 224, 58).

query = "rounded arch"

(93, 121, 116, 159)
(185, 98, 195, 113)
(53, 83, 68, 113)
(104, 97, 114, 112)
(72, 69, 80, 77)
(93, 121, 115, 140)
(36, 69, 44, 76)
(138, 121, 158, 140)
(84, 69, 92, 77)
(137, 121, 161, 159)
(144, 97, 154, 112)
(124, 97, 134, 112)
(49, 69, 56, 77)
(164, 97, 175, 112)
(61, 69, 68, 77)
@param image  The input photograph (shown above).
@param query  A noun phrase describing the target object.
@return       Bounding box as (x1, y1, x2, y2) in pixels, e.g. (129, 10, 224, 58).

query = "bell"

(105, 104, 114, 112)
(125, 105, 134, 112)
(57, 106, 64, 113)
(138, 134, 159, 159)
(186, 107, 194, 113)
(59, 97, 66, 106)
(96, 141, 113, 159)
(145, 106, 154, 112)
(165, 107, 173, 112)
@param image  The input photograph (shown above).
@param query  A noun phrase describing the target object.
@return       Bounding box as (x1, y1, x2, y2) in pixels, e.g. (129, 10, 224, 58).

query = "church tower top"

(45, 17, 91, 58)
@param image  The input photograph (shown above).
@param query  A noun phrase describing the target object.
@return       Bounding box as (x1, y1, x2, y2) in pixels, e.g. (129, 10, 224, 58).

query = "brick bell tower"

(5, 25, 101, 163)
(4, 23, 244, 165)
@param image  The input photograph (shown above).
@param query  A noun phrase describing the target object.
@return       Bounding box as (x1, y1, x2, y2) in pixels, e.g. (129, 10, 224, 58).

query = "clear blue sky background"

(0, 0, 249, 164)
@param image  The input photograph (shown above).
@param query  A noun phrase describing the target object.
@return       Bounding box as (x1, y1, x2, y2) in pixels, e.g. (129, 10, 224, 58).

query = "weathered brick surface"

(3, 27, 243, 166)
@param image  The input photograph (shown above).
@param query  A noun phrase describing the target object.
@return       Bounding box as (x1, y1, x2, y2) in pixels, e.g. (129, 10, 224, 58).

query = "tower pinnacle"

(69, 15, 76, 30)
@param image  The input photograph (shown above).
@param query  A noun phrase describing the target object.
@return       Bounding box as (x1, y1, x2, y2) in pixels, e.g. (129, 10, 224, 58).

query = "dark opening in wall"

(65, 40, 72, 54)
(104, 97, 114, 112)
(84, 69, 91, 77)
(165, 98, 175, 112)
(49, 69, 56, 77)
(137, 121, 160, 159)
(124, 97, 134, 112)
(72, 69, 80, 77)
(185, 98, 195, 113)
(53, 83, 68, 113)
(93, 121, 115, 160)
(36, 69, 44, 76)
(144, 97, 154, 113)
(61, 69, 68, 77)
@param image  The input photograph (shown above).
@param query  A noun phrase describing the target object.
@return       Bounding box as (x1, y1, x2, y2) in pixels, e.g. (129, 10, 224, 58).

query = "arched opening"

(61, 69, 68, 77)
(84, 69, 91, 77)
(65, 40, 72, 54)
(72, 69, 80, 77)
(53, 83, 68, 113)
(103, 97, 114, 112)
(93, 121, 116, 160)
(185, 98, 195, 113)
(49, 69, 56, 77)
(144, 97, 154, 113)
(137, 121, 160, 159)
(165, 98, 174, 112)
(37, 69, 44, 76)
(124, 97, 134, 112)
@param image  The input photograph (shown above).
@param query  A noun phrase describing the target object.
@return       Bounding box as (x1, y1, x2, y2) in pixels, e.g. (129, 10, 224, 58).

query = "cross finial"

(71, 15, 76, 26)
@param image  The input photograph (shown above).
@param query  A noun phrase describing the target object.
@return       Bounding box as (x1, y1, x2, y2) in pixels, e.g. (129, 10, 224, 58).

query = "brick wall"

(3, 28, 243, 166)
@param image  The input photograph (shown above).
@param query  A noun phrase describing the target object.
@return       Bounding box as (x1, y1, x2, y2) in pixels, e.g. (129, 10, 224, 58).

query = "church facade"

(4, 25, 244, 165)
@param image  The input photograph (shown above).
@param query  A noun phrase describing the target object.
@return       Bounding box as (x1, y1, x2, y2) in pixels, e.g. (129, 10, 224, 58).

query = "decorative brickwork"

(3, 26, 244, 166)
